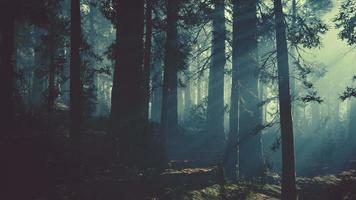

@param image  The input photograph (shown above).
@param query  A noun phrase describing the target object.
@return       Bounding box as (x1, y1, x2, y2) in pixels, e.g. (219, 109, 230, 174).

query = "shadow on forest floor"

(1, 116, 356, 199)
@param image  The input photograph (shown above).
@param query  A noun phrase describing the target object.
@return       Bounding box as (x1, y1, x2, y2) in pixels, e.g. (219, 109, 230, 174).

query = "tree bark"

(274, 0, 297, 199)
(0, 2, 16, 135)
(184, 70, 191, 119)
(48, 31, 55, 116)
(290, 0, 299, 128)
(348, 99, 356, 143)
(69, 0, 83, 196)
(111, 0, 145, 168)
(161, 0, 180, 143)
(31, 40, 44, 112)
(151, 58, 163, 123)
(236, 0, 263, 179)
(224, 0, 239, 181)
(207, 0, 226, 139)
(142, 0, 153, 124)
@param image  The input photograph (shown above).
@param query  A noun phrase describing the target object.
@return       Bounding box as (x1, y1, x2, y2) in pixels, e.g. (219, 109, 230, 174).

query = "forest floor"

(158, 165, 356, 200)
(56, 160, 355, 200)
(2, 114, 356, 200)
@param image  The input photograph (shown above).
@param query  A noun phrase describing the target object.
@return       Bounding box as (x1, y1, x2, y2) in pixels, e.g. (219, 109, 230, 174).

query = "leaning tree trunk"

(236, 0, 263, 179)
(274, 0, 297, 199)
(69, 0, 83, 197)
(111, 0, 145, 169)
(207, 0, 226, 140)
(161, 0, 180, 145)
(0, 2, 16, 135)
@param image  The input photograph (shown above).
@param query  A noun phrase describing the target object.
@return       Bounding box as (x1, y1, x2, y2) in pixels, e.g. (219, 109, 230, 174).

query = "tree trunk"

(236, 0, 263, 179)
(31, 51, 42, 110)
(224, 0, 239, 181)
(111, 0, 145, 168)
(69, 0, 83, 197)
(348, 99, 356, 143)
(311, 103, 320, 129)
(178, 82, 184, 122)
(197, 74, 202, 104)
(184, 70, 191, 119)
(142, 0, 153, 124)
(207, 0, 226, 139)
(290, 0, 299, 128)
(161, 0, 180, 143)
(274, 0, 297, 199)
(31, 39, 44, 112)
(151, 59, 163, 123)
(48, 35, 55, 116)
(0, 2, 15, 135)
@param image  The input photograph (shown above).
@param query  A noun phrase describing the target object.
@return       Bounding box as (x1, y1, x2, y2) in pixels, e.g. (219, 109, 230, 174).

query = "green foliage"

(340, 86, 356, 101)
(184, 98, 208, 134)
(305, 0, 333, 14)
(100, 0, 117, 27)
(300, 91, 323, 104)
(81, 37, 104, 117)
(334, 0, 356, 46)
(288, 15, 328, 48)
(179, 0, 212, 27)
(176, 29, 193, 71)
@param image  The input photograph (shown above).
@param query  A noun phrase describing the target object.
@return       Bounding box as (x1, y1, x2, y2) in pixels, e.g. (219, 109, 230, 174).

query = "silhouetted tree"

(206, 0, 226, 140)
(224, 0, 239, 181)
(69, 0, 83, 197)
(0, 1, 16, 135)
(334, 0, 356, 46)
(161, 0, 180, 141)
(142, 0, 153, 125)
(110, 0, 145, 168)
(274, 0, 297, 199)
(237, 0, 263, 179)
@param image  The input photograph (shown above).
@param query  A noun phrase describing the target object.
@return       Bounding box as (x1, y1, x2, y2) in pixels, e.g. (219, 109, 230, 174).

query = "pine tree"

(0, 1, 16, 135)
(274, 0, 297, 199)
(236, 0, 263, 179)
(110, 0, 145, 169)
(161, 0, 180, 141)
(69, 0, 83, 197)
(206, 0, 226, 140)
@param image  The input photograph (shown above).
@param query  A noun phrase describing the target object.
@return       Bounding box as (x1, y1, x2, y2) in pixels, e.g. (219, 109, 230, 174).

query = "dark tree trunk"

(69, 0, 83, 195)
(184, 71, 191, 119)
(178, 84, 184, 122)
(161, 0, 180, 143)
(348, 99, 356, 143)
(111, 0, 145, 168)
(31, 45, 44, 112)
(290, 0, 299, 129)
(236, 0, 263, 179)
(224, 0, 239, 181)
(197, 74, 202, 104)
(274, 0, 297, 199)
(0, 2, 16, 135)
(48, 37, 55, 115)
(151, 59, 163, 123)
(142, 0, 153, 124)
(207, 0, 226, 139)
